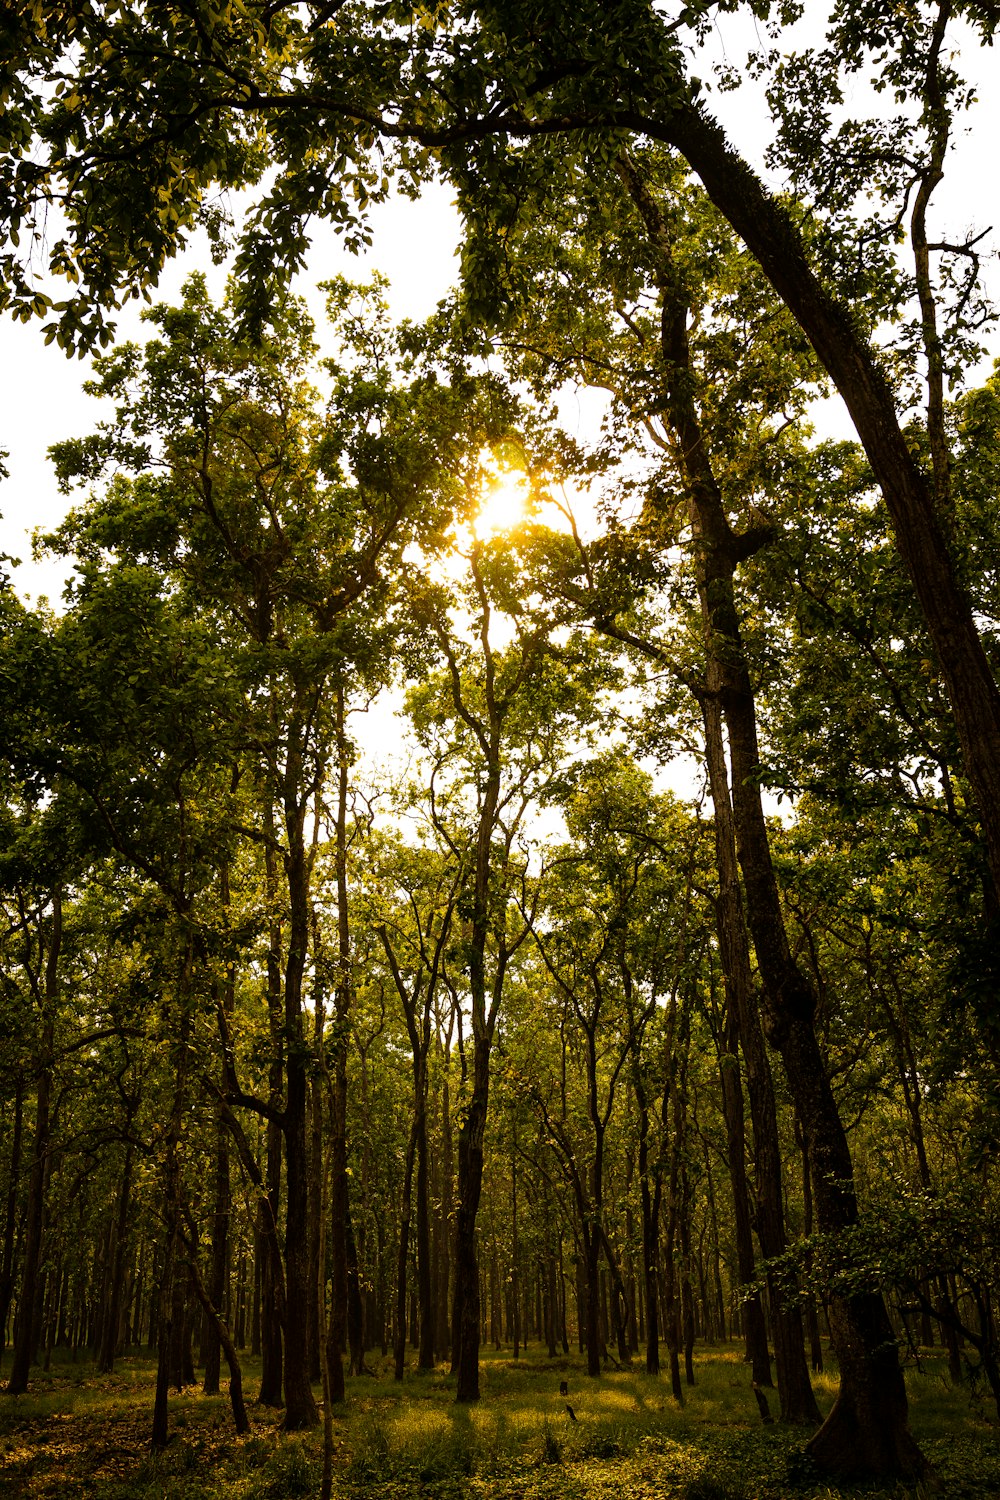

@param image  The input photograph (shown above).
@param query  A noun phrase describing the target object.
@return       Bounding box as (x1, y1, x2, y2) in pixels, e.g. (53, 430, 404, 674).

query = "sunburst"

(472, 473, 528, 538)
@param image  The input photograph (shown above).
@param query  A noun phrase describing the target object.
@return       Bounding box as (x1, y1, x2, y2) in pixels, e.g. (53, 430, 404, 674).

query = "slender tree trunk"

(415, 1101, 434, 1371)
(0, 1079, 25, 1377)
(345, 1201, 365, 1375)
(259, 832, 285, 1408)
(98, 1142, 134, 1374)
(453, 1037, 491, 1401)
(183, 1237, 250, 1434)
(152, 939, 193, 1451)
(640, 1161, 660, 1375)
(713, 1035, 767, 1338)
(8, 891, 61, 1396)
(395, 1119, 418, 1380)
(307, 1032, 324, 1384)
(281, 782, 320, 1429)
(437, 1062, 452, 1368)
(511, 1130, 520, 1361)
(797, 1118, 824, 1374)
(678, 1165, 696, 1385)
(436, 1045, 453, 1362)
(583, 1223, 602, 1377)
(323, 687, 355, 1406)
(201, 1110, 229, 1397)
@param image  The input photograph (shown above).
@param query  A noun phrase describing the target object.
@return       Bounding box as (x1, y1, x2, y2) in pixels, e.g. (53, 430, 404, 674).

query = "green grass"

(0, 1343, 997, 1500)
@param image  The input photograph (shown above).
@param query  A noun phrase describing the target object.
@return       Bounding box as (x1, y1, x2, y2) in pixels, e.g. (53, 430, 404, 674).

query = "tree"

(405, 516, 609, 1400)
(371, 833, 461, 1377)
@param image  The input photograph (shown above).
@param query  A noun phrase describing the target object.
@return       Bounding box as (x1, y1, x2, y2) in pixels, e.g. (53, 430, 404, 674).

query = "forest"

(1, 4, 999, 1499)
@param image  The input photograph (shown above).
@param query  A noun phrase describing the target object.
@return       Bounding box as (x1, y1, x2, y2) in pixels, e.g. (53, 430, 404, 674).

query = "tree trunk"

(702, 693, 818, 1422)
(327, 685, 352, 1407)
(345, 1200, 365, 1375)
(395, 1118, 418, 1380)
(8, 891, 61, 1396)
(307, 1048, 324, 1385)
(259, 831, 285, 1409)
(152, 942, 192, 1451)
(415, 1104, 434, 1370)
(98, 1141, 133, 1374)
(453, 1037, 490, 1401)
(713, 992, 771, 1386)
(0, 1079, 25, 1378)
(436, 1034, 454, 1361)
(187, 1256, 249, 1435)
(281, 792, 320, 1429)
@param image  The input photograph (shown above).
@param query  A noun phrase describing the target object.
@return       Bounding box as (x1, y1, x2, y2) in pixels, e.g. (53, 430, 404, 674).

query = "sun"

(473, 473, 528, 539)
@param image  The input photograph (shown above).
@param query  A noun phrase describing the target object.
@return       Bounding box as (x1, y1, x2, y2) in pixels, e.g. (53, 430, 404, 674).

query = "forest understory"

(0, 1346, 996, 1500)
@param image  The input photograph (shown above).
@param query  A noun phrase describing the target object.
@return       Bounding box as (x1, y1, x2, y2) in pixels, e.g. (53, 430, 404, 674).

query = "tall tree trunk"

(702, 694, 819, 1422)
(394, 1119, 418, 1380)
(796, 1118, 823, 1374)
(327, 685, 352, 1406)
(713, 995, 770, 1383)
(636, 1073, 664, 1376)
(201, 1110, 229, 1397)
(0, 1079, 25, 1378)
(436, 1032, 454, 1362)
(8, 890, 61, 1396)
(307, 1016, 324, 1384)
(259, 830, 285, 1409)
(453, 1037, 491, 1401)
(345, 1201, 365, 1375)
(184, 1243, 250, 1435)
(415, 1106, 434, 1370)
(281, 760, 320, 1429)
(152, 938, 192, 1451)
(98, 1141, 133, 1374)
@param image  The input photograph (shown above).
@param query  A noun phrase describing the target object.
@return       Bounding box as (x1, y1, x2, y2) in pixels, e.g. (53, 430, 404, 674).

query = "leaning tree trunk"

(660, 100, 1000, 899)
(204, 864, 236, 1396)
(187, 1257, 249, 1435)
(638, 1107, 662, 1375)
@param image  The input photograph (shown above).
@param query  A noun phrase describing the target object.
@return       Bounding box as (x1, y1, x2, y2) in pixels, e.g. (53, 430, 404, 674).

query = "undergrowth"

(0, 1345, 997, 1500)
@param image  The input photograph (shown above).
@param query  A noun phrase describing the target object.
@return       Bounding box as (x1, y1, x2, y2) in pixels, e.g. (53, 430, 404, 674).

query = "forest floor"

(0, 1343, 997, 1500)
